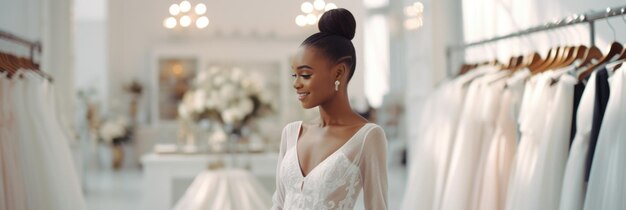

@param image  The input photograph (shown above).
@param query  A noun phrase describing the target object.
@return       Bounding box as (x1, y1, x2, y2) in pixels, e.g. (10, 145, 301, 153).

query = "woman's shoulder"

(280, 121, 302, 137)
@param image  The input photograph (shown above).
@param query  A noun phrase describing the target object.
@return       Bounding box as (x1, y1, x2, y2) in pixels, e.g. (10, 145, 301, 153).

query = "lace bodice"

(271, 121, 388, 210)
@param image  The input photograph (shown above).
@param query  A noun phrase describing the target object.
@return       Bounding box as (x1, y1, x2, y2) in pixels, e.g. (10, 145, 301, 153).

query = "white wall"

(461, 0, 626, 67)
(107, 0, 367, 125)
(74, 0, 109, 113)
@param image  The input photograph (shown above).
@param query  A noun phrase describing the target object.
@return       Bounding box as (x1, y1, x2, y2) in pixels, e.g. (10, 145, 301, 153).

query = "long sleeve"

(360, 126, 389, 210)
(270, 125, 289, 210)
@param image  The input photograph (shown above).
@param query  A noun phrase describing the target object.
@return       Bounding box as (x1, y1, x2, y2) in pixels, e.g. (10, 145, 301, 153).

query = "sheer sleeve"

(360, 126, 389, 210)
(270, 124, 290, 210)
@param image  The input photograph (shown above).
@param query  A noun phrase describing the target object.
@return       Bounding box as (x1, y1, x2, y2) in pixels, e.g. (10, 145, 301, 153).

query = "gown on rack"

(584, 65, 626, 210)
(559, 71, 598, 210)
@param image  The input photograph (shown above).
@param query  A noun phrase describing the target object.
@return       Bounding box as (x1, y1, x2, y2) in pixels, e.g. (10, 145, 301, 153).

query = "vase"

(112, 144, 124, 170)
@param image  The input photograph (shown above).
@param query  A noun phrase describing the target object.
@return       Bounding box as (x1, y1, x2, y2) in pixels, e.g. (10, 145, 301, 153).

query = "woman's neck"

(316, 91, 359, 127)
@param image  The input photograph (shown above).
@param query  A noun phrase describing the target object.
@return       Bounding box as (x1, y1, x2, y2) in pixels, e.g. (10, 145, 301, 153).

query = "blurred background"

(1, 0, 626, 209)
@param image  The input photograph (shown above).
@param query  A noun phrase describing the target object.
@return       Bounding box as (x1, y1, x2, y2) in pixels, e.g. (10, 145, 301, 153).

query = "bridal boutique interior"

(1, 0, 626, 210)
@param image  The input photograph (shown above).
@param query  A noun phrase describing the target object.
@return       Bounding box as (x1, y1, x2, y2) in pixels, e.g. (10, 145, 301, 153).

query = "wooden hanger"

(578, 42, 622, 80)
(576, 46, 603, 68)
(532, 47, 557, 73)
(558, 45, 585, 68)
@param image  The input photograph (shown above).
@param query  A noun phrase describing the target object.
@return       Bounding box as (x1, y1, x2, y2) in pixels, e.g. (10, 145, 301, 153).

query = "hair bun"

(318, 8, 356, 40)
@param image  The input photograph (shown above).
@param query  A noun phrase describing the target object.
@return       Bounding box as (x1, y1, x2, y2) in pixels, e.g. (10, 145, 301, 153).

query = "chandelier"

(295, 0, 338, 27)
(404, 1, 424, 30)
(163, 0, 210, 29)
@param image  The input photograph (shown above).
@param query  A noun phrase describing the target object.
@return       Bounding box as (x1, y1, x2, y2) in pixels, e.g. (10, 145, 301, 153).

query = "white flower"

(221, 109, 235, 124)
(213, 75, 226, 87)
(230, 67, 243, 82)
(192, 89, 206, 113)
(219, 83, 237, 101)
(196, 70, 209, 84)
(178, 104, 190, 119)
(259, 91, 272, 105)
(239, 97, 254, 115)
(100, 120, 126, 143)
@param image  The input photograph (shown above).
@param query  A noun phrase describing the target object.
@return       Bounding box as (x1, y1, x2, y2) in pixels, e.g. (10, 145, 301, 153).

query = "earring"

(334, 80, 340, 91)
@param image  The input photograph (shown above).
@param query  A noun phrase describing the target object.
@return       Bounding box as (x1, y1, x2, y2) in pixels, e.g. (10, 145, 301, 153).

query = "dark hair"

(301, 8, 357, 82)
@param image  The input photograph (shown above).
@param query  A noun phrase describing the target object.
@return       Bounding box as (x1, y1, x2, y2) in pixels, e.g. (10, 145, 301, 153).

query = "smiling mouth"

(297, 92, 310, 100)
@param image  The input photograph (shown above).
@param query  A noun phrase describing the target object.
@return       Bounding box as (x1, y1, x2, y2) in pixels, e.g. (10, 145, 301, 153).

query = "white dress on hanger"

(9, 71, 86, 210)
(271, 121, 388, 210)
(440, 70, 509, 210)
(584, 65, 626, 210)
(475, 69, 529, 210)
(525, 73, 577, 210)
(505, 71, 557, 210)
(2, 74, 29, 210)
(401, 66, 496, 210)
(559, 70, 598, 210)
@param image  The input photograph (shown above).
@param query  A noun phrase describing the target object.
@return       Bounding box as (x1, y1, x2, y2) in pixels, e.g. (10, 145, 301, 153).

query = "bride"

(270, 8, 388, 210)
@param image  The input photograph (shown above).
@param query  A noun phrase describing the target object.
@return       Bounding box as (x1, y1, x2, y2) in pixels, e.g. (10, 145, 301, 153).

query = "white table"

(141, 153, 278, 210)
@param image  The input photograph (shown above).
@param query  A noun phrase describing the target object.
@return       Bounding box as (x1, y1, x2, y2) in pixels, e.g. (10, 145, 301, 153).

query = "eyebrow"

(296, 65, 313, 70)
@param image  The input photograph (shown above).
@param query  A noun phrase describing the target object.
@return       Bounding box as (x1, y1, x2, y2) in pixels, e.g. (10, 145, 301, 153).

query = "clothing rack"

(0, 29, 42, 61)
(0, 29, 52, 81)
(446, 4, 626, 77)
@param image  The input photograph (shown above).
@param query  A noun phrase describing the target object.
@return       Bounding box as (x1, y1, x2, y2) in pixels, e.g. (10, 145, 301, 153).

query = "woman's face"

(291, 46, 337, 109)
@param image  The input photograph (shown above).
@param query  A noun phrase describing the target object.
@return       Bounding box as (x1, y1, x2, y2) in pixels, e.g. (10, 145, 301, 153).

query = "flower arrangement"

(99, 116, 133, 145)
(177, 67, 274, 132)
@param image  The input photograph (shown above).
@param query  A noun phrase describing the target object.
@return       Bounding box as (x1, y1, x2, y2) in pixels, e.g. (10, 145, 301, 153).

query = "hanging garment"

(585, 68, 610, 181)
(0, 72, 29, 210)
(439, 70, 509, 210)
(271, 122, 388, 210)
(1, 70, 86, 210)
(474, 69, 529, 210)
(570, 80, 586, 145)
(559, 70, 598, 210)
(525, 73, 577, 210)
(505, 71, 557, 210)
(401, 66, 496, 210)
(584, 65, 626, 210)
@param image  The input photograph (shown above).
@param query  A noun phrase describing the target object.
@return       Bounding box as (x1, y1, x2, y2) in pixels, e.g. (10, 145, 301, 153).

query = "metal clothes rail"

(446, 5, 626, 77)
(0, 29, 42, 60)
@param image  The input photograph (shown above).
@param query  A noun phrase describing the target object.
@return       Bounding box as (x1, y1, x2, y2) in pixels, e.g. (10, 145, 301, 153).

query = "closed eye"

(291, 74, 312, 79)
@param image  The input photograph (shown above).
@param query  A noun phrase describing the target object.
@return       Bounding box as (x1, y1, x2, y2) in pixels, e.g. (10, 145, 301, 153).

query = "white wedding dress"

(440, 70, 509, 210)
(271, 121, 388, 210)
(0, 70, 85, 210)
(505, 71, 557, 210)
(174, 169, 272, 210)
(584, 65, 626, 210)
(559, 70, 598, 210)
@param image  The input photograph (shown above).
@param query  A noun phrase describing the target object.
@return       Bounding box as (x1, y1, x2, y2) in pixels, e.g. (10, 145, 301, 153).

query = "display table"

(141, 153, 278, 210)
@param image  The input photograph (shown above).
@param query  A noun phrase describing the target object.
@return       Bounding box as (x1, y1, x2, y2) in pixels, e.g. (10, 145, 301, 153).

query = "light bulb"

(169, 4, 180, 16)
(313, 0, 326, 11)
(180, 15, 192, 27)
(179, 1, 191, 13)
(195, 3, 207, 15)
(164, 17, 177, 29)
(301, 2, 313, 14)
(196, 16, 209, 29)
(306, 14, 317, 25)
(324, 3, 337, 11)
(295, 15, 307, 27)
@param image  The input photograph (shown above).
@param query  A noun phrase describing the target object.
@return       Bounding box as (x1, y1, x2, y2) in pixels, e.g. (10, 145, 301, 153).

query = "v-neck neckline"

(294, 121, 371, 178)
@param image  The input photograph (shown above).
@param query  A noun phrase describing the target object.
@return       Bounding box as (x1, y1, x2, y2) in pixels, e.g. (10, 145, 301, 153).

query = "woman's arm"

(270, 125, 289, 210)
(360, 126, 389, 210)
